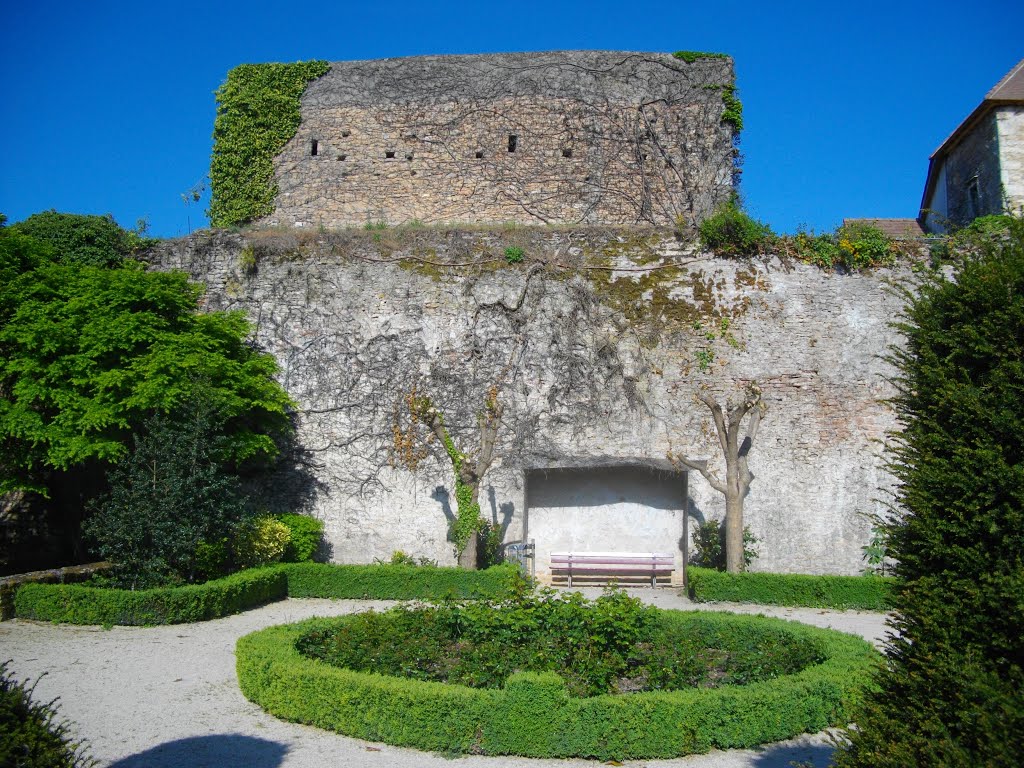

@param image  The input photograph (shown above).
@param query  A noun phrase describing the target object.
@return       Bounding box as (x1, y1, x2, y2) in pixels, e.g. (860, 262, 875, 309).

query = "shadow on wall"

(432, 485, 516, 548)
(487, 486, 515, 539)
(750, 740, 836, 767)
(432, 485, 456, 525)
(681, 496, 708, 561)
(245, 418, 327, 513)
(106, 734, 289, 768)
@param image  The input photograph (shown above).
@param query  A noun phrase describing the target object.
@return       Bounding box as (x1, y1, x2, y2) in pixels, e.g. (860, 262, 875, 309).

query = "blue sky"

(1, 0, 1021, 238)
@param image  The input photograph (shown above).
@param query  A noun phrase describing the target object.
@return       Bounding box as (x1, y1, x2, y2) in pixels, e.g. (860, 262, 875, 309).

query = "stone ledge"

(0, 562, 111, 620)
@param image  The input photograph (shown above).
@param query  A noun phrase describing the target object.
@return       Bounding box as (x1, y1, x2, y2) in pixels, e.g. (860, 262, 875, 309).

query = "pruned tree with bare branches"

(670, 382, 766, 573)
(397, 384, 503, 569)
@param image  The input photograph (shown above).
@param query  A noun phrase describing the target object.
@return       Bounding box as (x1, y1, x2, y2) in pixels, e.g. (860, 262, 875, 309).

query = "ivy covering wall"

(672, 51, 742, 132)
(209, 61, 331, 228)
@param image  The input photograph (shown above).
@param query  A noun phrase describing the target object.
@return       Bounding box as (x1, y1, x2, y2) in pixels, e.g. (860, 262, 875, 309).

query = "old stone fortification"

(267, 51, 736, 229)
(147, 227, 907, 577)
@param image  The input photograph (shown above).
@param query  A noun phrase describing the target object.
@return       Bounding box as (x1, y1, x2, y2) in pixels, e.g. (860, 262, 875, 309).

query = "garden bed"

(237, 591, 880, 759)
(12, 562, 519, 625)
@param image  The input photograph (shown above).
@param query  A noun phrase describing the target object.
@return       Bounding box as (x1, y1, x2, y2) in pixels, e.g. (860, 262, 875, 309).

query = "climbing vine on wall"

(673, 51, 742, 132)
(209, 60, 331, 228)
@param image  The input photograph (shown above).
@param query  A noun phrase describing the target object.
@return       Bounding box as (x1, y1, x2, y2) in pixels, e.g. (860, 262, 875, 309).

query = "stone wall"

(147, 226, 909, 576)
(266, 52, 736, 229)
(943, 112, 1003, 226)
(997, 106, 1024, 214)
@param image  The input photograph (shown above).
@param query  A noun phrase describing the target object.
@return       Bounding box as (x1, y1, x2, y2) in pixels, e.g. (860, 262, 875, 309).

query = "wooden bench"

(549, 551, 674, 588)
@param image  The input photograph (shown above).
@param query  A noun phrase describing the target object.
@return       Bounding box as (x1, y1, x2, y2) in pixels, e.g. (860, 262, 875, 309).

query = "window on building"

(311, 140, 319, 157)
(508, 135, 518, 152)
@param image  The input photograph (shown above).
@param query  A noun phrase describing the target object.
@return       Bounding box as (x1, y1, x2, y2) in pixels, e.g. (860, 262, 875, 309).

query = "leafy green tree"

(83, 408, 251, 587)
(836, 218, 1024, 766)
(9, 210, 151, 267)
(0, 244, 292, 494)
(0, 222, 293, 567)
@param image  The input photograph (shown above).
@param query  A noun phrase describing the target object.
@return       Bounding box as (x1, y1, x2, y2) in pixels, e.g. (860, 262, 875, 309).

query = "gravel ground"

(0, 589, 891, 768)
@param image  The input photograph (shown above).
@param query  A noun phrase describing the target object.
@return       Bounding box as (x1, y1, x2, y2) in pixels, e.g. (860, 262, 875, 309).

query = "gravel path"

(0, 590, 891, 768)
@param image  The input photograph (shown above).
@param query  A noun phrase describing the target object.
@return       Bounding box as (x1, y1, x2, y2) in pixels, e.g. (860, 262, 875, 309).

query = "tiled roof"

(843, 218, 925, 239)
(986, 58, 1024, 101)
(920, 56, 1024, 221)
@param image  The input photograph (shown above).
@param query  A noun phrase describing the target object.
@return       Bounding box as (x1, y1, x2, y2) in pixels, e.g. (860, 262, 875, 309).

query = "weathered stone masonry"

(148, 228, 905, 577)
(266, 51, 737, 229)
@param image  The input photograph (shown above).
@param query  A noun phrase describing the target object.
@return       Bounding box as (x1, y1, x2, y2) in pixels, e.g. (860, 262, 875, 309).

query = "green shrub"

(835, 216, 1024, 766)
(13, 567, 287, 626)
(296, 589, 823, 697)
(784, 223, 896, 270)
(689, 519, 758, 570)
(10, 211, 151, 268)
(835, 222, 895, 269)
(698, 201, 774, 257)
(0, 661, 95, 768)
(276, 513, 323, 562)
(378, 550, 437, 567)
(238, 610, 878, 760)
(82, 408, 253, 588)
(234, 515, 290, 568)
(687, 567, 892, 610)
(281, 562, 520, 600)
(12, 563, 521, 625)
(503, 246, 524, 264)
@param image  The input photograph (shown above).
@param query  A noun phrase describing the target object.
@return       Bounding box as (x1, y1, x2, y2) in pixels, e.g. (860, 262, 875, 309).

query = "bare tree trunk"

(670, 383, 765, 574)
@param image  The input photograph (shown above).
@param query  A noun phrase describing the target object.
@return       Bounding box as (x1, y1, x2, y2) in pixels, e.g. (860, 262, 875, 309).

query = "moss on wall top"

(209, 61, 331, 228)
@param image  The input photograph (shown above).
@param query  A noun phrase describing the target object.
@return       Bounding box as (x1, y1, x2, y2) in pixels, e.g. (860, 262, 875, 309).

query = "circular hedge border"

(236, 609, 880, 760)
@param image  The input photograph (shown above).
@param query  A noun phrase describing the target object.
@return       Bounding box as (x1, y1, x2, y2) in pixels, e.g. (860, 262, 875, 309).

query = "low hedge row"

(12, 563, 521, 625)
(687, 567, 892, 610)
(13, 567, 287, 626)
(237, 610, 880, 760)
(282, 562, 520, 600)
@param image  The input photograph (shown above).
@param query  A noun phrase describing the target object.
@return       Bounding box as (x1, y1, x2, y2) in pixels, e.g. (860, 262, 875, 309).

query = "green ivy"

(435, 414, 483, 556)
(209, 61, 331, 228)
(672, 51, 742, 132)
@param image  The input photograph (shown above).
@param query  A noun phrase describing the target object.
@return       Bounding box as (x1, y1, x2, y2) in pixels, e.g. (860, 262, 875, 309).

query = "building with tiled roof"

(920, 58, 1024, 233)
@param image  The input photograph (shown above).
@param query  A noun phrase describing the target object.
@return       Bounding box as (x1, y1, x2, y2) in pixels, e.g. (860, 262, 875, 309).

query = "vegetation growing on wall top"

(209, 61, 331, 228)
(673, 51, 742, 132)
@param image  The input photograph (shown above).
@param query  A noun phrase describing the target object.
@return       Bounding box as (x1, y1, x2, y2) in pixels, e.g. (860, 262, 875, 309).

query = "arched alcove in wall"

(524, 462, 692, 586)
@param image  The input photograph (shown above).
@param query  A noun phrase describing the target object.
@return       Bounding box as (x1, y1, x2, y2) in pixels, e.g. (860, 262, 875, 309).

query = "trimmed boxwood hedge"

(14, 567, 287, 626)
(12, 563, 521, 625)
(687, 567, 892, 610)
(236, 610, 880, 760)
(282, 562, 519, 600)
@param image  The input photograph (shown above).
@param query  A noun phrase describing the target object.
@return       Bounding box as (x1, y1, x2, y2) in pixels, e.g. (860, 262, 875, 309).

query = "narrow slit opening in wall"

(475, 150, 484, 159)
(508, 134, 518, 152)
(385, 150, 396, 159)
(311, 140, 318, 157)
(562, 148, 572, 158)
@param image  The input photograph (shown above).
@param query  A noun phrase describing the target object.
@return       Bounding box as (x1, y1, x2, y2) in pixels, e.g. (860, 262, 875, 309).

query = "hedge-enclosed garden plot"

(12, 563, 520, 625)
(237, 607, 880, 760)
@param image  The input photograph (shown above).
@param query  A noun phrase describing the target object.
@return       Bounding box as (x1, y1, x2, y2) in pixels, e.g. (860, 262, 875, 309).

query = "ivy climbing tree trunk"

(411, 387, 503, 570)
(671, 383, 765, 573)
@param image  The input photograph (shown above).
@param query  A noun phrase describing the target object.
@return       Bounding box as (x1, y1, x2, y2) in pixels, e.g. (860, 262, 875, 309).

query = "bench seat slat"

(549, 551, 676, 588)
